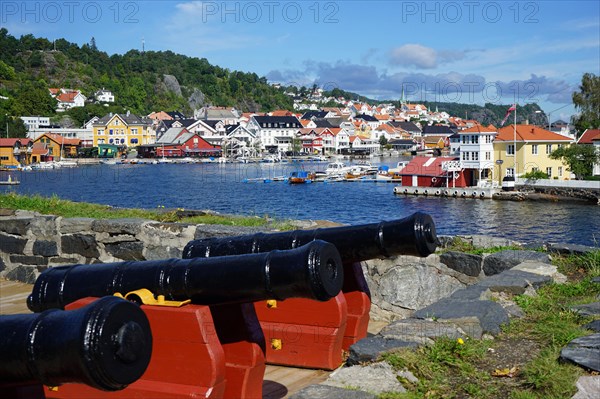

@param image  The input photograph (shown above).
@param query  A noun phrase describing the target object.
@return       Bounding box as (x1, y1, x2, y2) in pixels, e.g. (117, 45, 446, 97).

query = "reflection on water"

(1, 162, 598, 246)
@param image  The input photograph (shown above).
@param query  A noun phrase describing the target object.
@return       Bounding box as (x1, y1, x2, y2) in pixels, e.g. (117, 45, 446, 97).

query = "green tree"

(572, 73, 600, 134)
(0, 115, 27, 138)
(12, 81, 57, 116)
(379, 135, 388, 148)
(549, 144, 600, 180)
(0, 60, 15, 80)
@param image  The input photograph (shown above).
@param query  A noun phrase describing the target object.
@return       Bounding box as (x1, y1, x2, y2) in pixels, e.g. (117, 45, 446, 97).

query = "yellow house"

(0, 138, 33, 169)
(33, 133, 80, 160)
(493, 125, 574, 182)
(93, 113, 155, 148)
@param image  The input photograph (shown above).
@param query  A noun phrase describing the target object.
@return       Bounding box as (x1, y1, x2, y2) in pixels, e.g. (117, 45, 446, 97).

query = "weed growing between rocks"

(378, 251, 600, 399)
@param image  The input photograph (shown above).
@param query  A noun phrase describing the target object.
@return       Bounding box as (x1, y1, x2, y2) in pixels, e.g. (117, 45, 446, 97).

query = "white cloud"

(389, 44, 467, 69)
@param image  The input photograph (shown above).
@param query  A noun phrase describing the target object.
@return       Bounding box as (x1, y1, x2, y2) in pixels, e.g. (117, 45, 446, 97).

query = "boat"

(287, 171, 315, 184)
(375, 165, 402, 181)
(54, 159, 78, 168)
(0, 175, 20, 185)
(325, 161, 351, 176)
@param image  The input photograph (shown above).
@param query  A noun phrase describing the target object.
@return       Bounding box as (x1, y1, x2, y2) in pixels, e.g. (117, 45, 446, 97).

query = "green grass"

(0, 193, 294, 229)
(439, 237, 525, 255)
(378, 252, 600, 399)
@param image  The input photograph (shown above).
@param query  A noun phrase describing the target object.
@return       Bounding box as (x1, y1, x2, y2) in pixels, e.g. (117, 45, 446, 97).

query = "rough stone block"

(483, 250, 551, 276)
(571, 302, 600, 317)
(572, 376, 600, 399)
(439, 251, 482, 277)
(0, 233, 27, 254)
(324, 362, 406, 394)
(33, 240, 58, 257)
(91, 218, 146, 235)
(583, 320, 600, 332)
(6, 265, 37, 284)
(9, 255, 48, 266)
(0, 256, 5, 273)
(59, 217, 95, 234)
(61, 234, 100, 258)
(0, 218, 32, 235)
(547, 243, 598, 256)
(29, 215, 58, 239)
(379, 318, 465, 345)
(104, 241, 145, 261)
(289, 385, 376, 399)
(414, 299, 509, 337)
(347, 337, 417, 365)
(476, 270, 553, 294)
(560, 333, 600, 372)
(48, 256, 81, 265)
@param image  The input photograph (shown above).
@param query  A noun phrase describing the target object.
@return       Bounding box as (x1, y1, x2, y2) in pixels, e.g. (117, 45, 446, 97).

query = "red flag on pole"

(500, 104, 516, 126)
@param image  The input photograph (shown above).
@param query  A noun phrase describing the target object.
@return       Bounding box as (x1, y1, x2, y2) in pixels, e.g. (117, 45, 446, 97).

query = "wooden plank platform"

(0, 278, 388, 398)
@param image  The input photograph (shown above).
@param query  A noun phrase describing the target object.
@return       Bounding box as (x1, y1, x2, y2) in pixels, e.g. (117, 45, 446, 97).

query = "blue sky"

(2, 0, 599, 121)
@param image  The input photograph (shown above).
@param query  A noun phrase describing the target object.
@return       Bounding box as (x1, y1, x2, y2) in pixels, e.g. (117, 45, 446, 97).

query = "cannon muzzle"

(0, 296, 152, 391)
(183, 211, 438, 262)
(27, 240, 343, 313)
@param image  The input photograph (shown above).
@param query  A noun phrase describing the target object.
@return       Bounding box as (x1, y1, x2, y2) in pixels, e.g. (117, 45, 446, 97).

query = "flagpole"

(513, 104, 517, 178)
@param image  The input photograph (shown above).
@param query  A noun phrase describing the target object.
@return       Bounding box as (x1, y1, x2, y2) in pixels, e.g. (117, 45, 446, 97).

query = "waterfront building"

(493, 124, 574, 181)
(93, 113, 155, 148)
(246, 115, 303, 153)
(0, 138, 33, 168)
(458, 125, 498, 186)
(49, 88, 86, 112)
(399, 156, 468, 188)
(33, 133, 80, 160)
(577, 129, 600, 176)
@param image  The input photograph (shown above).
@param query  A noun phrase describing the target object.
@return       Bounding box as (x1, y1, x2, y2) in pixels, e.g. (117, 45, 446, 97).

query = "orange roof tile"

(56, 91, 79, 103)
(496, 125, 573, 142)
(461, 125, 497, 133)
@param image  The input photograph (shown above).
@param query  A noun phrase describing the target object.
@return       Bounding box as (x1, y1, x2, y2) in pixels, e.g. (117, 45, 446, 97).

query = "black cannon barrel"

(27, 240, 343, 313)
(183, 212, 438, 262)
(0, 296, 152, 391)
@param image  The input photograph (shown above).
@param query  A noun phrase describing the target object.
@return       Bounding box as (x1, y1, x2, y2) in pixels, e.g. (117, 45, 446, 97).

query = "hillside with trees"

(0, 29, 576, 135)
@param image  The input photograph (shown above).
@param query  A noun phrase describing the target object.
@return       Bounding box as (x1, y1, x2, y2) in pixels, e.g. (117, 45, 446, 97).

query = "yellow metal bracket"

(270, 338, 282, 350)
(114, 288, 191, 307)
(266, 299, 277, 309)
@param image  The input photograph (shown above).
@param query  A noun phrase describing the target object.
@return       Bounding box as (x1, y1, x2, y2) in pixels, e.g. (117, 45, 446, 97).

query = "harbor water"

(1, 160, 599, 246)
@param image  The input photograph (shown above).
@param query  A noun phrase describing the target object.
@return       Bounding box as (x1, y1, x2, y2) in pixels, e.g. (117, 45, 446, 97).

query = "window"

(473, 152, 479, 161)
(465, 152, 470, 160)
(546, 144, 552, 154)
(485, 151, 491, 160)
(532, 144, 538, 155)
(532, 167, 539, 172)
(546, 167, 552, 177)
(109, 129, 113, 135)
(130, 138, 138, 144)
(462, 135, 466, 144)
(506, 168, 514, 177)
(558, 166, 563, 177)
(474, 135, 479, 144)
(507, 144, 515, 155)
(131, 128, 138, 135)
(98, 129, 104, 135)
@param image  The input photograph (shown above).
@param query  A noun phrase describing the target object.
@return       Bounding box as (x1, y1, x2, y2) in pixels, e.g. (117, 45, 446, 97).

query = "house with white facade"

(20, 116, 50, 131)
(458, 124, 497, 186)
(577, 129, 600, 176)
(50, 89, 87, 111)
(246, 115, 303, 153)
(94, 88, 115, 103)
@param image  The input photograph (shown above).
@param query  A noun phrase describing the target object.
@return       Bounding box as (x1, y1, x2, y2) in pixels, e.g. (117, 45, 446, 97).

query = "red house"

(143, 127, 221, 158)
(399, 156, 468, 188)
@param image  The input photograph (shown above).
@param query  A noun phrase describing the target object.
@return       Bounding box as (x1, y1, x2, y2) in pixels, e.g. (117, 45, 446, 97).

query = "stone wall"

(0, 209, 264, 283)
(0, 210, 588, 322)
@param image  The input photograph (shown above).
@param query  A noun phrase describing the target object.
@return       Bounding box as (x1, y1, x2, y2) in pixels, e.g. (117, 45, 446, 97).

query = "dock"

(0, 278, 386, 398)
(393, 185, 500, 199)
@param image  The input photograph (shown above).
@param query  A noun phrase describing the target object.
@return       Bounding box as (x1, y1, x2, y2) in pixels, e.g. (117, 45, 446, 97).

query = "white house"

(94, 88, 115, 103)
(246, 115, 303, 153)
(54, 90, 87, 111)
(458, 125, 497, 186)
